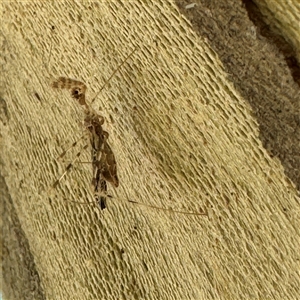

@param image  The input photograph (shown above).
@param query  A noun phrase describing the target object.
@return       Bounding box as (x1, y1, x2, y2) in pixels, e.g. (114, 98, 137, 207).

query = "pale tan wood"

(1, 1, 299, 299)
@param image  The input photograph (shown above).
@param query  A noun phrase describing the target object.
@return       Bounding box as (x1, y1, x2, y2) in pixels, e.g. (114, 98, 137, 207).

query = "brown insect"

(50, 48, 207, 216)
(51, 77, 118, 210)
(50, 48, 139, 209)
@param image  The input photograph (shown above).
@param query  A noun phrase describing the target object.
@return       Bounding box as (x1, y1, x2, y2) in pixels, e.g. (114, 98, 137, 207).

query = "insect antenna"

(90, 47, 137, 104)
(125, 199, 208, 216)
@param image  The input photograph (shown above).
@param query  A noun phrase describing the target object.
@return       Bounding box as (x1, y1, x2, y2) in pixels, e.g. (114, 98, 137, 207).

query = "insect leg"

(56, 133, 88, 161)
(52, 144, 88, 189)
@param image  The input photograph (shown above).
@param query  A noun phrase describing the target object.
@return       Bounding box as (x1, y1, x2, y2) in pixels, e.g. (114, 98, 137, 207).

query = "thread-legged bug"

(51, 48, 137, 209)
(51, 77, 118, 210)
(50, 49, 207, 216)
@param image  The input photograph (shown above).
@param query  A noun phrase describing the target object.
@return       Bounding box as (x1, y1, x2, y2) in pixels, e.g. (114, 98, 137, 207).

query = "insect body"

(85, 111, 119, 209)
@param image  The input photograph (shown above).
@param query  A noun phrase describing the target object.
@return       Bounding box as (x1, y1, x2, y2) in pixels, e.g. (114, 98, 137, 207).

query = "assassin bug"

(50, 49, 207, 216)
(51, 77, 118, 210)
(50, 48, 137, 210)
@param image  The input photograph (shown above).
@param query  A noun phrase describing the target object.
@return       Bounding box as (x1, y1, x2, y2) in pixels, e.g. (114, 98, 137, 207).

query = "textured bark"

(252, 0, 300, 64)
(1, 1, 299, 300)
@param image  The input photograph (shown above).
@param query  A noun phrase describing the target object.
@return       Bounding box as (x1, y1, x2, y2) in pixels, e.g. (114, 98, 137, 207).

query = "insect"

(50, 49, 207, 216)
(50, 48, 138, 210)
(51, 77, 118, 210)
